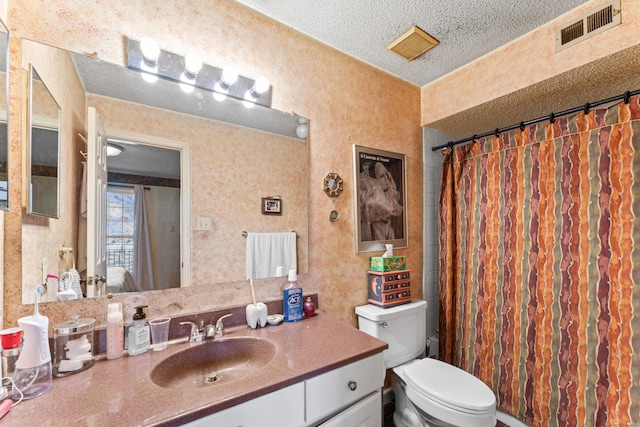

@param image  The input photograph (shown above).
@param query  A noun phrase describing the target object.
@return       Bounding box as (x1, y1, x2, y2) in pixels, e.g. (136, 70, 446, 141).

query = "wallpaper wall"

(4, 0, 423, 327)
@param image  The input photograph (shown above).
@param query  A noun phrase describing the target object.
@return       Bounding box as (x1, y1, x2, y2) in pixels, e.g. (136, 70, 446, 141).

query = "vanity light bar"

(125, 37, 272, 108)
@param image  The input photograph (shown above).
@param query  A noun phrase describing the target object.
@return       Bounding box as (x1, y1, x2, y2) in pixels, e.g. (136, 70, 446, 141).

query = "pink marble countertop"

(2, 311, 387, 426)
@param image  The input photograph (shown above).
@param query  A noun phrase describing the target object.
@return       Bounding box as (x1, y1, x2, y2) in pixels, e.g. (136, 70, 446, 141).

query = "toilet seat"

(402, 358, 496, 414)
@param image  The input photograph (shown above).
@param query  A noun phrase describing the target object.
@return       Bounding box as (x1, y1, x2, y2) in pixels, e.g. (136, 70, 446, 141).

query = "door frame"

(104, 128, 191, 289)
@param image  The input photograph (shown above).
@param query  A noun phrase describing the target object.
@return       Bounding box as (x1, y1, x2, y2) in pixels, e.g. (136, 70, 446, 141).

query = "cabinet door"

(305, 353, 384, 425)
(318, 390, 381, 427)
(184, 382, 305, 427)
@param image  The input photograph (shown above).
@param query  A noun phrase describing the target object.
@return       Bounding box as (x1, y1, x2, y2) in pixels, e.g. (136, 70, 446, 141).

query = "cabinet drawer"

(184, 382, 305, 427)
(305, 353, 384, 425)
(319, 390, 381, 427)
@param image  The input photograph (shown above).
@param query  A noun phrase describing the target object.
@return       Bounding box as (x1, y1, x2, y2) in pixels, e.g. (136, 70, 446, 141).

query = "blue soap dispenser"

(127, 305, 150, 356)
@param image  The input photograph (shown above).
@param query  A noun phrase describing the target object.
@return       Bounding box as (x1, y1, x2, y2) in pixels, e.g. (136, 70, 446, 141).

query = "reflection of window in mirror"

(106, 187, 135, 273)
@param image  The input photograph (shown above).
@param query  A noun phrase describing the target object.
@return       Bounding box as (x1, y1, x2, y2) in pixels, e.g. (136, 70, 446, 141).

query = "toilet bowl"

(356, 300, 496, 427)
(393, 358, 496, 427)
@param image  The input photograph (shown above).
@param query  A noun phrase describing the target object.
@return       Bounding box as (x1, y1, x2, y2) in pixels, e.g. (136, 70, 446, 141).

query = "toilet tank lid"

(355, 300, 427, 321)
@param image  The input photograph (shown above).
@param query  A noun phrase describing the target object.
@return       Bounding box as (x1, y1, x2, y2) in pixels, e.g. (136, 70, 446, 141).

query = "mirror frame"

(27, 64, 61, 219)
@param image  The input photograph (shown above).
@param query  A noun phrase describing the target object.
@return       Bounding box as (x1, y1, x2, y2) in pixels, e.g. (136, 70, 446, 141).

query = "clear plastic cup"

(149, 317, 171, 351)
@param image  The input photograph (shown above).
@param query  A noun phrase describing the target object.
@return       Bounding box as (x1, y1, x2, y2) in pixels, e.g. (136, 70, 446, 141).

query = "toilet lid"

(403, 358, 496, 414)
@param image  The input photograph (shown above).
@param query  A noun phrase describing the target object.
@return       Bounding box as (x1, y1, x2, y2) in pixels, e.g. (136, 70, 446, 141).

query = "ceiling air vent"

(556, 0, 621, 52)
(387, 25, 439, 61)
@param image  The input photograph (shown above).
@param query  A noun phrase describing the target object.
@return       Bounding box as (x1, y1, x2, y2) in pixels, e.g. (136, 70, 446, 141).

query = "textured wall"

(4, 1, 422, 327)
(422, 0, 640, 133)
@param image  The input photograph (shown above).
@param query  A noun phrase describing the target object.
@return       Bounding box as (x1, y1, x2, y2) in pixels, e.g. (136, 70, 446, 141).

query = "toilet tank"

(355, 300, 427, 369)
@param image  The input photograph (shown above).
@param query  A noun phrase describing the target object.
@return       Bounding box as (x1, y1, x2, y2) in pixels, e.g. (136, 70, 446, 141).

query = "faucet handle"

(215, 314, 233, 337)
(179, 321, 203, 342)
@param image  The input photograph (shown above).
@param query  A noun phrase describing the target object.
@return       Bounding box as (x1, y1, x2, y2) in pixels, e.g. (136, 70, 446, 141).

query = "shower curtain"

(133, 184, 155, 290)
(439, 95, 640, 426)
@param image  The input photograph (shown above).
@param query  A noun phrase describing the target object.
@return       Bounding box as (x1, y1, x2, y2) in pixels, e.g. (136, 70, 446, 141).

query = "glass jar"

(52, 315, 95, 377)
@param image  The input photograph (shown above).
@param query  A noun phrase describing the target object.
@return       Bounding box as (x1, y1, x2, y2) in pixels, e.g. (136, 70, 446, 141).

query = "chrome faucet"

(214, 314, 233, 338)
(179, 321, 203, 343)
(179, 314, 233, 343)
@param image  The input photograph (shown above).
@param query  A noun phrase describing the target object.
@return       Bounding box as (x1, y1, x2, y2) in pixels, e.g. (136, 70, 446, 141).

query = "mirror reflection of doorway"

(105, 137, 182, 292)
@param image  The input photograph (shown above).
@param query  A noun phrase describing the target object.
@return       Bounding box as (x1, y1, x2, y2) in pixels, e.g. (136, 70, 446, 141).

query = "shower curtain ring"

(624, 91, 630, 104)
(549, 112, 555, 124)
(583, 102, 590, 114)
(519, 122, 525, 132)
(494, 128, 500, 138)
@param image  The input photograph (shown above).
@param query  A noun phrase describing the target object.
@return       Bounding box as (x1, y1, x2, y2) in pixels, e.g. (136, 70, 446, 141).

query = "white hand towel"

(246, 232, 297, 280)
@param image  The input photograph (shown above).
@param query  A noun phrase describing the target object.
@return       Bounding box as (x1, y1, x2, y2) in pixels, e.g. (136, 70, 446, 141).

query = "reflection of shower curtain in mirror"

(134, 184, 154, 290)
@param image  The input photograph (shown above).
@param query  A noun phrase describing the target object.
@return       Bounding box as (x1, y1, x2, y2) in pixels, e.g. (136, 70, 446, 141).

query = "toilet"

(356, 300, 497, 427)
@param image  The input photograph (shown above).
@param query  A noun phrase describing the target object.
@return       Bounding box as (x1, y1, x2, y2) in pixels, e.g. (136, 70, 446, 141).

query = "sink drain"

(205, 372, 221, 384)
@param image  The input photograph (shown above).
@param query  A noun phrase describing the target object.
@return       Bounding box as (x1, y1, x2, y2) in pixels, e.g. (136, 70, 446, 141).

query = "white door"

(86, 107, 108, 296)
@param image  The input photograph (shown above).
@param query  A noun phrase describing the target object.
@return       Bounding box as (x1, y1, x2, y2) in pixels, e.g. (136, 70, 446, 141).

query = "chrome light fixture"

(126, 37, 272, 107)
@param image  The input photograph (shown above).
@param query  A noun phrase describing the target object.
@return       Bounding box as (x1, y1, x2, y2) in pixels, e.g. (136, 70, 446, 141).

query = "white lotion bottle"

(13, 289, 53, 399)
(106, 302, 124, 359)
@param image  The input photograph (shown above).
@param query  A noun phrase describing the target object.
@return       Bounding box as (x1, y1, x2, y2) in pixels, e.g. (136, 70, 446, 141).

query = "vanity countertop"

(2, 311, 387, 426)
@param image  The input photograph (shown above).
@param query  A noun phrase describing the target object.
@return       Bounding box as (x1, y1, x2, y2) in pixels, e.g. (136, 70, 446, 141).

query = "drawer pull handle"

(348, 380, 357, 391)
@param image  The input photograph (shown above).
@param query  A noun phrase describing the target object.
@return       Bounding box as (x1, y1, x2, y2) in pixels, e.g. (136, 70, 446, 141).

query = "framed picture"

(261, 198, 282, 215)
(353, 145, 407, 252)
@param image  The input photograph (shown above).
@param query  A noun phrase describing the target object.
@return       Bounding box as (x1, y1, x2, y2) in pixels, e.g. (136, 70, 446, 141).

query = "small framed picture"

(261, 198, 282, 215)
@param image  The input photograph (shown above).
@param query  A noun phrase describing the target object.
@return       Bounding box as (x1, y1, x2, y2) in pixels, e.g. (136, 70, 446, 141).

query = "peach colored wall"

(4, 1, 422, 328)
(421, 0, 640, 125)
(86, 93, 309, 285)
(20, 39, 85, 304)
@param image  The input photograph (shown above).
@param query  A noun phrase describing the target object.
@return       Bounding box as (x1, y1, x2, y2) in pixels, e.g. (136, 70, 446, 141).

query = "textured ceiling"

(235, 0, 592, 87)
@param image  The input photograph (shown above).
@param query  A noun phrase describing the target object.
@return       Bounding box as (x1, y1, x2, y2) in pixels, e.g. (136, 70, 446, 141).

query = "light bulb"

(242, 91, 256, 109)
(221, 67, 238, 86)
(179, 73, 196, 93)
(296, 118, 308, 139)
(253, 76, 269, 95)
(141, 72, 157, 83)
(140, 38, 160, 63)
(184, 53, 202, 76)
(213, 82, 228, 102)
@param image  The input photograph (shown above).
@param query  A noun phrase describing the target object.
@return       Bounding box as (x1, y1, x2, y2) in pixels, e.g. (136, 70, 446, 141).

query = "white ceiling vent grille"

(556, 0, 621, 52)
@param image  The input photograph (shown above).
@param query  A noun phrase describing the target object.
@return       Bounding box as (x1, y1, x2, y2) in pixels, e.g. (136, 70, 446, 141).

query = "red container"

(0, 327, 22, 349)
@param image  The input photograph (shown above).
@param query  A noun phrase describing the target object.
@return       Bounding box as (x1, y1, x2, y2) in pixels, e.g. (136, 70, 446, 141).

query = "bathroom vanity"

(1, 311, 387, 426)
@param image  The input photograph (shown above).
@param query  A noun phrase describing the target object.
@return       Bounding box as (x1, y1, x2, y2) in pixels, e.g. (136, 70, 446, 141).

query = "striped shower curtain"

(439, 95, 640, 426)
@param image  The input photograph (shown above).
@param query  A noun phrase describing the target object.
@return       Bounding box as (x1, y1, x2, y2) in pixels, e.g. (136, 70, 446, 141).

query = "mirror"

(28, 65, 61, 218)
(20, 39, 309, 302)
(0, 19, 8, 210)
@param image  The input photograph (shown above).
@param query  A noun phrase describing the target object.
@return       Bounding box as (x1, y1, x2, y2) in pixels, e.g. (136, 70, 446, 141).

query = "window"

(106, 187, 134, 272)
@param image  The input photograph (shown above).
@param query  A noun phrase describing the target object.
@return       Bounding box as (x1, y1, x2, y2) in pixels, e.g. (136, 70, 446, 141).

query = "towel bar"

(242, 231, 296, 237)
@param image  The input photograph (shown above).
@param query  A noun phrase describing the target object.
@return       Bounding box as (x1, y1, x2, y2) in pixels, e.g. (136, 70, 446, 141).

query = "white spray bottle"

(13, 289, 53, 399)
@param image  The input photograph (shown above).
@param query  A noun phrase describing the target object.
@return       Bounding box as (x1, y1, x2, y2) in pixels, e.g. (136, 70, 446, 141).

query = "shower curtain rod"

(431, 89, 640, 152)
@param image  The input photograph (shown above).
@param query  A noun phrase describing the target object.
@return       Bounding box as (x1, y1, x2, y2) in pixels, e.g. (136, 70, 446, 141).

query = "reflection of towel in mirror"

(246, 232, 297, 280)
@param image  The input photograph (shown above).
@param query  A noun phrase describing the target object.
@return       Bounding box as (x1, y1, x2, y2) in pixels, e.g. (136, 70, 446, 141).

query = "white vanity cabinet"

(184, 382, 306, 427)
(306, 353, 384, 425)
(183, 353, 384, 427)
